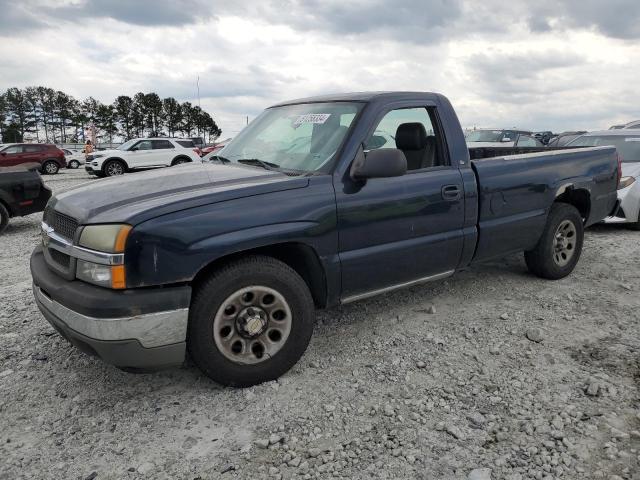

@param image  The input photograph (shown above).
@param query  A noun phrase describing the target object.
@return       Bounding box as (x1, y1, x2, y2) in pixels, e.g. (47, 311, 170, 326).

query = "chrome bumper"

(33, 284, 188, 348)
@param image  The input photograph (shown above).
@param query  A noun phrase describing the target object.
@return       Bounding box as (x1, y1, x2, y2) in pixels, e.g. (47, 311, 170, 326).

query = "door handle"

(441, 184, 462, 200)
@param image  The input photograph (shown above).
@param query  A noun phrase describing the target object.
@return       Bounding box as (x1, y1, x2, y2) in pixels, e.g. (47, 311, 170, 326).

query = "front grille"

(49, 248, 71, 269)
(44, 208, 78, 240)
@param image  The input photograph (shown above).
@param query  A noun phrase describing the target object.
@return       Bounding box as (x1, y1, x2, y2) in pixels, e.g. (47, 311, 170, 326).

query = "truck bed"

(469, 146, 618, 262)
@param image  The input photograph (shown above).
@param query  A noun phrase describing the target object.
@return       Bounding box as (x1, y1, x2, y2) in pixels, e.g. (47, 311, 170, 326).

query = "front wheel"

(525, 203, 584, 279)
(103, 160, 125, 177)
(188, 255, 315, 387)
(42, 161, 59, 175)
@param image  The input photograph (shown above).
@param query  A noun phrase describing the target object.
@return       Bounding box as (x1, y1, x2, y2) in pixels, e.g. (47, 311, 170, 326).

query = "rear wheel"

(0, 203, 9, 235)
(68, 160, 80, 169)
(525, 203, 584, 279)
(103, 160, 125, 177)
(188, 255, 315, 387)
(42, 161, 59, 175)
(172, 157, 190, 166)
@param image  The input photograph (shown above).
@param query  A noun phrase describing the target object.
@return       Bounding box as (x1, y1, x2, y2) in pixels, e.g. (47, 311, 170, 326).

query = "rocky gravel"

(1, 169, 639, 479)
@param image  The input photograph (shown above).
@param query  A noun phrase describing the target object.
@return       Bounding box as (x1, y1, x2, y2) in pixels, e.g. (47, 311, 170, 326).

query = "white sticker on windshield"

(293, 113, 331, 127)
(625, 138, 640, 142)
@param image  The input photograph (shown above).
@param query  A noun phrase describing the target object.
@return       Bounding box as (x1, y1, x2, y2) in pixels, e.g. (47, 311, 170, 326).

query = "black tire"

(0, 203, 9, 235)
(42, 160, 59, 175)
(172, 157, 190, 166)
(524, 203, 584, 280)
(103, 159, 125, 177)
(68, 160, 80, 169)
(188, 255, 315, 387)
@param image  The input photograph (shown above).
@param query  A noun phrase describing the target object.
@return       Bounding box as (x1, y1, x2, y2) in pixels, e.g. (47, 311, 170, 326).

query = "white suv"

(85, 138, 202, 177)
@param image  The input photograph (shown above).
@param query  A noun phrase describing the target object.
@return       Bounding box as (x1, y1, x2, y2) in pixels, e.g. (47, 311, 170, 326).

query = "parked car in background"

(0, 163, 51, 234)
(533, 131, 554, 145)
(201, 139, 231, 156)
(32, 91, 619, 386)
(547, 131, 587, 148)
(61, 149, 85, 169)
(622, 120, 640, 129)
(567, 130, 640, 229)
(84, 137, 201, 177)
(466, 128, 535, 147)
(0, 143, 66, 174)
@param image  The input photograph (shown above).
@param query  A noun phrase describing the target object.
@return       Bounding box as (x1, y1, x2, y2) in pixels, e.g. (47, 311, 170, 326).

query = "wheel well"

(191, 243, 328, 308)
(555, 188, 590, 221)
(171, 155, 191, 166)
(0, 198, 12, 217)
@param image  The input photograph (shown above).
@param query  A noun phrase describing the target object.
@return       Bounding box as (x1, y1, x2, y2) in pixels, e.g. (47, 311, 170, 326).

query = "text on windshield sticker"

(293, 114, 331, 127)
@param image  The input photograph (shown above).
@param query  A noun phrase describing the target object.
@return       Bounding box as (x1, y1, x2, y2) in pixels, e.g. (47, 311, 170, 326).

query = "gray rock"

(416, 361, 426, 369)
(255, 438, 270, 449)
(499, 313, 509, 320)
(137, 462, 155, 475)
(426, 305, 436, 314)
(585, 380, 600, 397)
(525, 328, 544, 343)
(269, 433, 283, 445)
(445, 424, 465, 440)
(308, 448, 322, 458)
(468, 468, 492, 480)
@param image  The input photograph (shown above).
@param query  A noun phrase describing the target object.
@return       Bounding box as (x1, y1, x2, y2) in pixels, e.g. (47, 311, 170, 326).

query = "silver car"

(567, 130, 640, 229)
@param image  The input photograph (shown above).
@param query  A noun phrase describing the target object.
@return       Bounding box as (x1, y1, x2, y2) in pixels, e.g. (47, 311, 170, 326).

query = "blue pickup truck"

(31, 92, 620, 387)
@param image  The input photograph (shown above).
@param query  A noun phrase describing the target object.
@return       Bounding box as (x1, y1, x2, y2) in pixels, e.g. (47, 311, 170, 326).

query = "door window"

(152, 140, 174, 149)
(3, 146, 23, 154)
(24, 145, 43, 153)
(516, 135, 538, 147)
(133, 140, 152, 151)
(364, 107, 446, 170)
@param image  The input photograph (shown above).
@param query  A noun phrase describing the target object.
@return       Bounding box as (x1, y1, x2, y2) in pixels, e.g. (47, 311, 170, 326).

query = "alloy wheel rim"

(107, 163, 123, 175)
(45, 163, 57, 173)
(213, 286, 292, 365)
(553, 219, 577, 267)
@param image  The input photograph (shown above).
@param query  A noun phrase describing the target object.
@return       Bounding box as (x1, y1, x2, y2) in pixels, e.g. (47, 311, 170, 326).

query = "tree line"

(0, 86, 222, 145)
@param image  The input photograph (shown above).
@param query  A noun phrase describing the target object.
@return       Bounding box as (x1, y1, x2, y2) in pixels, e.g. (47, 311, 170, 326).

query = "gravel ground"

(1, 169, 639, 480)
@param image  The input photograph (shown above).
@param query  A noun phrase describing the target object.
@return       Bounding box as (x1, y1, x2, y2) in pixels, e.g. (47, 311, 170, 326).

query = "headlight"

(76, 224, 131, 289)
(79, 224, 131, 252)
(619, 176, 636, 189)
(76, 259, 125, 288)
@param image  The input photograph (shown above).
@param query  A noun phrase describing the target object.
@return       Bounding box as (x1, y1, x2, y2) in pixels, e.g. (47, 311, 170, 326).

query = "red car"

(0, 144, 67, 174)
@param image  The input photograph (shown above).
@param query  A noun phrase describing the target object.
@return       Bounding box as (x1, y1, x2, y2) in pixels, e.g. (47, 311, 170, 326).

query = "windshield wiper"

(237, 158, 281, 170)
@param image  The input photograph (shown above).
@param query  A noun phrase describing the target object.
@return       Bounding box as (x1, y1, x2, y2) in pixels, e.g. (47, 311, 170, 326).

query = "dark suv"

(0, 143, 67, 174)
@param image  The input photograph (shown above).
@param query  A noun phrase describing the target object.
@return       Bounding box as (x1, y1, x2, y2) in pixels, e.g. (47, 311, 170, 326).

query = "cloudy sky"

(1, 0, 638, 136)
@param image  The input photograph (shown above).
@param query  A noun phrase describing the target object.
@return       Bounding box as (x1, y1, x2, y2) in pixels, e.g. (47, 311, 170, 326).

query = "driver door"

(336, 106, 466, 300)
(129, 140, 155, 168)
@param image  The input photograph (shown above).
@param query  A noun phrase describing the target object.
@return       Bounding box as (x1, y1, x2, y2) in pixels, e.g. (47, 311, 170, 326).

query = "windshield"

(117, 139, 137, 151)
(466, 130, 503, 142)
(567, 135, 640, 162)
(213, 102, 362, 173)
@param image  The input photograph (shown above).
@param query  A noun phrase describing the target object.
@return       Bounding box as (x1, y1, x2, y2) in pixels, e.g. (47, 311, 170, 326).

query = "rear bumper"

(31, 246, 191, 369)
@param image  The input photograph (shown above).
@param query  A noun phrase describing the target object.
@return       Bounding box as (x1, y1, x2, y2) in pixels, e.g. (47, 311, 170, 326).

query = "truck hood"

(49, 163, 309, 225)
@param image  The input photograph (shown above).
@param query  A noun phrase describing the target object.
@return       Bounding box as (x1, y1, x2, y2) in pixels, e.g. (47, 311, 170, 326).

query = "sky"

(1, 0, 638, 137)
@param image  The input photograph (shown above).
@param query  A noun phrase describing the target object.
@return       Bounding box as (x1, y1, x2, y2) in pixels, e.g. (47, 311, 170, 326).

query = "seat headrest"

(395, 123, 427, 151)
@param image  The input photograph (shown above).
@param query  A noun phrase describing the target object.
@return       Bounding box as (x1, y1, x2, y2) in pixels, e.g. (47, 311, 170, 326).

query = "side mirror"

(350, 147, 407, 180)
(0, 152, 6, 156)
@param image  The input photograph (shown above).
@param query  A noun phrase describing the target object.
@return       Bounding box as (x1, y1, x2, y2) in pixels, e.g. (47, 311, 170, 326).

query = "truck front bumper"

(31, 247, 191, 369)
